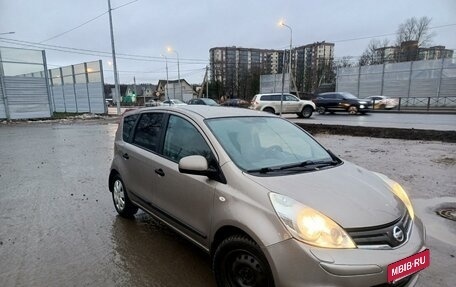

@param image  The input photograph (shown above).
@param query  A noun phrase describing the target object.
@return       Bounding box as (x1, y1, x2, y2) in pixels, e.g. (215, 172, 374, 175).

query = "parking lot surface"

(0, 121, 455, 286)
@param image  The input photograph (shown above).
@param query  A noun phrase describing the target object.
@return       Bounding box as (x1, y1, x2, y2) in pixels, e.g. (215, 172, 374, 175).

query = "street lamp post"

(107, 0, 121, 115)
(167, 47, 181, 101)
(278, 20, 293, 116)
(279, 20, 293, 92)
(161, 54, 170, 104)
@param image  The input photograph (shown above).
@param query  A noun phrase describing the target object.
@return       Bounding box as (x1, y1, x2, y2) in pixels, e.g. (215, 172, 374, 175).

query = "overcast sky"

(1, 0, 455, 84)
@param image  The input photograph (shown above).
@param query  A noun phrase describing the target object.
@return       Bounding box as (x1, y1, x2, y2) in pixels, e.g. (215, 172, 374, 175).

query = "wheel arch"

(262, 106, 276, 113)
(108, 169, 120, 192)
(210, 225, 258, 257)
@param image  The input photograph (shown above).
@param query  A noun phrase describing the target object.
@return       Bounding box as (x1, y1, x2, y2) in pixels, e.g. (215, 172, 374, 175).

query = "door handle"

(122, 153, 129, 159)
(155, 168, 165, 176)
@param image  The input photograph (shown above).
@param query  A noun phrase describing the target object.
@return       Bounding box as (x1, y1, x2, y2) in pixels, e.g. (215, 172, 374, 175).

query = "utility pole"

(107, 0, 121, 115)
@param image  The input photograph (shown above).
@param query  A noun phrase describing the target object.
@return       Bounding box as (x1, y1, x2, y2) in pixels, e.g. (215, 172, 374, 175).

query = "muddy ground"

(0, 122, 455, 287)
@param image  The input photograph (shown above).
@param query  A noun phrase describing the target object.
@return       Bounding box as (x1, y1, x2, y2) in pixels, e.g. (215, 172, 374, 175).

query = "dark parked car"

(187, 98, 219, 106)
(220, 98, 250, 108)
(314, 92, 371, 115)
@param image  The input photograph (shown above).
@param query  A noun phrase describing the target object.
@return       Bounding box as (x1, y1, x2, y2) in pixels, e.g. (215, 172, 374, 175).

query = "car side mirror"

(179, 155, 208, 174)
(179, 155, 227, 183)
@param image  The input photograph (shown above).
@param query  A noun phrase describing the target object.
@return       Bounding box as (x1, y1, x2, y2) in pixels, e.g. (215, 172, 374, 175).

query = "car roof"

(127, 105, 272, 120)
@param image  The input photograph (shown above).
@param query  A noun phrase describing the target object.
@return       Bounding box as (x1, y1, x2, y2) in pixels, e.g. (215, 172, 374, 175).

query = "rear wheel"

(300, 106, 313, 118)
(348, 106, 358, 115)
(263, 107, 275, 114)
(317, 106, 326, 115)
(112, 175, 138, 218)
(213, 235, 275, 287)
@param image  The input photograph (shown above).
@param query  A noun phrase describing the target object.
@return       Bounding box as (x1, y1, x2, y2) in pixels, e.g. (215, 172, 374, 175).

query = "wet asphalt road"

(1, 122, 455, 286)
(0, 123, 216, 287)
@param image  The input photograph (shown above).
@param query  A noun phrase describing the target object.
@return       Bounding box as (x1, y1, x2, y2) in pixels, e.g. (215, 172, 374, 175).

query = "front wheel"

(300, 106, 313, 118)
(112, 175, 138, 218)
(213, 235, 275, 287)
(348, 106, 358, 115)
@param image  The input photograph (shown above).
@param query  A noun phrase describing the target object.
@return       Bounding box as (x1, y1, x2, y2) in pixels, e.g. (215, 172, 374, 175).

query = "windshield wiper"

(247, 159, 338, 174)
(278, 159, 339, 171)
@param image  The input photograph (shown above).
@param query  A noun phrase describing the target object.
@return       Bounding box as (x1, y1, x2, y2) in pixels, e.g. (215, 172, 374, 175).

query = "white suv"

(250, 93, 316, 118)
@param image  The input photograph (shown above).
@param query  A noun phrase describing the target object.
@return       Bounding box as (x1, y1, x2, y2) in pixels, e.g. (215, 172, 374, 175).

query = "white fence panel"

(4, 77, 51, 119)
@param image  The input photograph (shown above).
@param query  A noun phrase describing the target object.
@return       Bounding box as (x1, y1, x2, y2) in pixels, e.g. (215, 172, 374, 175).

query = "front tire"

(112, 175, 138, 218)
(348, 106, 358, 115)
(213, 235, 275, 287)
(299, 105, 313, 118)
(317, 106, 326, 115)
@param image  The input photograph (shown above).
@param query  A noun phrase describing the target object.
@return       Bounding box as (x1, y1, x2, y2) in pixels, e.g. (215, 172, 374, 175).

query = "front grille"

(346, 212, 412, 248)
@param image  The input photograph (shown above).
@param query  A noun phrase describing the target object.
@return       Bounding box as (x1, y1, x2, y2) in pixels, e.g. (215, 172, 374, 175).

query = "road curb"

(295, 123, 456, 143)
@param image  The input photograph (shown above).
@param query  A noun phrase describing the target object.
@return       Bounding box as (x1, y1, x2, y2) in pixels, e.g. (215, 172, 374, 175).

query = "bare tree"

(359, 39, 389, 66)
(396, 16, 435, 47)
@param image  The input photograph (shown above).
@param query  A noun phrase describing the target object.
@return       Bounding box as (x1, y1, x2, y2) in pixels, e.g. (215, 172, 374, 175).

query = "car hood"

(244, 161, 404, 228)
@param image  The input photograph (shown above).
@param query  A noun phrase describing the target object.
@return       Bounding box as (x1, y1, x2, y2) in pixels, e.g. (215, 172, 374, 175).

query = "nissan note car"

(109, 105, 427, 287)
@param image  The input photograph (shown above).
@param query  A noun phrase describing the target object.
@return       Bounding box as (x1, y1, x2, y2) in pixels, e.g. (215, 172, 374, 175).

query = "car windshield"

(205, 117, 334, 173)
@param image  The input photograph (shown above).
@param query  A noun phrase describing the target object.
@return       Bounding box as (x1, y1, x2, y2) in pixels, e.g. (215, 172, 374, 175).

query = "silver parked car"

(109, 106, 426, 287)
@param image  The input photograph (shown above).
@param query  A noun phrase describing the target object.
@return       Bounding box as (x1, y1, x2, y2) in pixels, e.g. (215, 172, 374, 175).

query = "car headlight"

(269, 193, 356, 249)
(375, 173, 415, 220)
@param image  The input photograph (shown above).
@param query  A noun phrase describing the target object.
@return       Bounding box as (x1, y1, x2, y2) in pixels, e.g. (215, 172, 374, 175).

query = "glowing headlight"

(269, 193, 356, 249)
(375, 173, 415, 220)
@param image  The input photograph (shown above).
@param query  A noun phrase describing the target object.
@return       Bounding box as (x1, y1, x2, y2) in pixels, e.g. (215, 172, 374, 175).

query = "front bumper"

(263, 217, 426, 287)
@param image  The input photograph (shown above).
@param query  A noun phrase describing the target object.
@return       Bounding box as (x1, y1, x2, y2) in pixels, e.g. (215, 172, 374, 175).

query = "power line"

(0, 37, 209, 64)
(39, 0, 139, 43)
(40, 12, 108, 43)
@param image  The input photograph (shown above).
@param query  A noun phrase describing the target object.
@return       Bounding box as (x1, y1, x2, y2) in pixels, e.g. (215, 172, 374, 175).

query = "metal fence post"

(60, 67, 66, 113)
(436, 57, 445, 99)
(0, 49, 11, 120)
(71, 65, 78, 113)
(357, 65, 361, 97)
(407, 61, 413, 98)
(380, 63, 385, 96)
(42, 50, 54, 116)
(84, 62, 91, 113)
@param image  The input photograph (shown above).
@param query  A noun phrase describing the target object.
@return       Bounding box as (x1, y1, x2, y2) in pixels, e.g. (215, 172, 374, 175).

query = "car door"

(123, 112, 166, 204)
(285, 94, 301, 112)
(151, 114, 218, 247)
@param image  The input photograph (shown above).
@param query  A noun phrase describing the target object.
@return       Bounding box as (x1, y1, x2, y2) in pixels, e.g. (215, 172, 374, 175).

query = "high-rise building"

(209, 43, 334, 98)
(294, 42, 334, 93)
(210, 47, 285, 98)
(374, 42, 454, 63)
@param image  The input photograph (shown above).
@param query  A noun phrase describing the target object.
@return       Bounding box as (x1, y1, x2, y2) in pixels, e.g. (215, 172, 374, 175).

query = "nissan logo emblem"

(393, 226, 405, 242)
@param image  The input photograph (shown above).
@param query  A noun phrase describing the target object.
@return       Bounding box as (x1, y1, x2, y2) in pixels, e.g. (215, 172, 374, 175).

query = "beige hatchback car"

(109, 106, 426, 287)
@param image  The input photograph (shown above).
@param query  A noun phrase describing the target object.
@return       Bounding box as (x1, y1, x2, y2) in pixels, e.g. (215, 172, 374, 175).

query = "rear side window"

(122, 114, 139, 143)
(132, 113, 164, 152)
(261, 95, 271, 101)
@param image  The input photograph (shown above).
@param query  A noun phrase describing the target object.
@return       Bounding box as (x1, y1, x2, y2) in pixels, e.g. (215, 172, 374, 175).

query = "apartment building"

(209, 43, 334, 97)
(209, 47, 285, 98)
(294, 42, 334, 92)
(374, 41, 454, 63)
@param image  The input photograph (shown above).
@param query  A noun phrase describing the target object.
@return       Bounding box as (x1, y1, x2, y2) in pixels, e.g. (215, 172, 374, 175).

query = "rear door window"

(132, 113, 165, 152)
(122, 114, 139, 143)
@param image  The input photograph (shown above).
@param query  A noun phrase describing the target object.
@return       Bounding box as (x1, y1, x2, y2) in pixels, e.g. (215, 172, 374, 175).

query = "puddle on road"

(413, 197, 456, 247)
